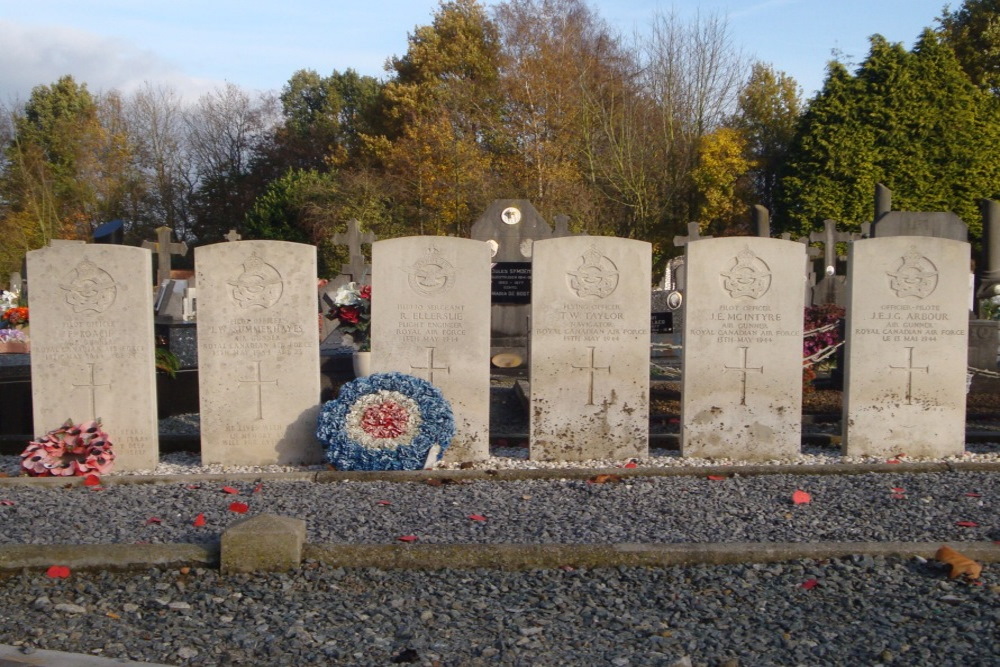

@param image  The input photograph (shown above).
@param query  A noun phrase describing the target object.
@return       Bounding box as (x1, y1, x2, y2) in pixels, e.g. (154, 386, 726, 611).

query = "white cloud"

(0, 20, 223, 106)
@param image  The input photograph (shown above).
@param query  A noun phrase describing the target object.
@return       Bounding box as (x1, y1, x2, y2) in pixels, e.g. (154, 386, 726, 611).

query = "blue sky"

(0, 0, 952, 105)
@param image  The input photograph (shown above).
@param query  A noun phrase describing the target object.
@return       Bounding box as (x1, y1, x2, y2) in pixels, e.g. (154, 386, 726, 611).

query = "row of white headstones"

(25, 232, 968, 472)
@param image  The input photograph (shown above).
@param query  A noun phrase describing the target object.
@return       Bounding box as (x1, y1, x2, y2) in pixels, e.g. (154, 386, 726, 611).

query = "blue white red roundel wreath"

(317, 372, 455, 471)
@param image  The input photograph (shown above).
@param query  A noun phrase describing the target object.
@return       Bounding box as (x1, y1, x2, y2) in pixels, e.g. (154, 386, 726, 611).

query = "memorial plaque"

(27, 245, 159, 471)
(491, 262, 532, 303)
(371, 237, 492, 462)
(196, 241, 321, 465)
(842, 237, 969, 457)
(530, 237, 650, 461)
(681, 238, 805, 460)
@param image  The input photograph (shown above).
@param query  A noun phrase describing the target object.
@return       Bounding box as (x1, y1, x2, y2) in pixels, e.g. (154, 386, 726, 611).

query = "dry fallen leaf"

(588, 474, 623, 484)
(936, 545, 982, 580)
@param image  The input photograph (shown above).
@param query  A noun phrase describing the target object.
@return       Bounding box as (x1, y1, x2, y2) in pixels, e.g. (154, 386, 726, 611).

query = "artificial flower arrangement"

(1, 306, 28, 328)
(0, 290, 19, 312)
(0, 328, 29, 353)
(325, 282, 372, 351)
(20, 419, 116, 477)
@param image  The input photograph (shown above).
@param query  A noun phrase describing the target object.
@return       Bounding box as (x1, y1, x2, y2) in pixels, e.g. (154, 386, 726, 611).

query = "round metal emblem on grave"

(567, 246, 619, 299)
(520, 239, 533, 258)
(60, 259, 119, 314)
(887, 246, 938, 299)
(406, 246, 455, 296)
(228, 252, 283, 309)
(486, 239, 499, 257)
(501, 206, 522, 225)
(666, 290, 683, 310)
(720, 245, 771, 300)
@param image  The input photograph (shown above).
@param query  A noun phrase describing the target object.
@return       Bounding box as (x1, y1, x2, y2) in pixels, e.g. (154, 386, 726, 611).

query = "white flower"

(334, 282, 361, 306)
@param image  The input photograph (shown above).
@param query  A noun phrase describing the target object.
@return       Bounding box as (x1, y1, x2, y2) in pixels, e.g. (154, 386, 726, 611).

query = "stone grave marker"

(142, 226, 188, 286)
(26, 244, 159, 471)
(471, 199, 553, 368)
(842, 236, 969, 458)
(681, 237, 805, 460)
(529, 236, 650, 461)
(196, 241, 321, 465)
(370, 237, 491, 462)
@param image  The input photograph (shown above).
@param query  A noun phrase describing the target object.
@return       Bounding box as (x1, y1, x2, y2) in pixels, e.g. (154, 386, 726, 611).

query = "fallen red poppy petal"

(891, 487, 905, 493)
(145, 517, 162, 525)
(792, 490, 812, 505)
(801, 578, 819, 590)
(397, 535, 418, 543)
(376, 500, 392, 506)
(622, 461, 638, 469)
(560, 565, 576, 572)
(221, 486, 239, 495)
(956, 521, 979, 527)
(886, 459, 901, 465)
(891, 494, 906, 500)
(964, 493, 982, 498)
(185, 485, 201, 490)
(0, 500, 14, 506)
(228, 502, 249, 514)
(252, 483, 264, 494)
(707, 475, 726, 481)
(468, 514, 487, 521)
(83, 474, 101, 487)
(192, 513, 206, 527)
(46, 565, 71, 579)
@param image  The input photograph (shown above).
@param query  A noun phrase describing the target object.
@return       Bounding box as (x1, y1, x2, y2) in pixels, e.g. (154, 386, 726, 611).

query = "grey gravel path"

(1, 471, 997, 666)
(1, 471, 996, 545)
(0, 557, 997, 666)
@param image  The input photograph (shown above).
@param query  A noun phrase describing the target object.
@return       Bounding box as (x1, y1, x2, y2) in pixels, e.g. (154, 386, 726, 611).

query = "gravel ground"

(0, 557, 997, 666)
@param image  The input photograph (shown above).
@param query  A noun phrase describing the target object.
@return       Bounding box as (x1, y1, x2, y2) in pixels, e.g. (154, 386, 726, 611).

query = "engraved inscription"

(573, 346, 611, 406)
(73, 362, 111, 418)
(228, 253, 283, 309)
(567, 246, 618, 299)
(721, 246, 771, 299)
(724, 347, 763, 406)
(887, 246, 938, 299)
(406, 246, 455, 296)
(853, 303, 961, 343)
(239, 360, 278, 420)
(60, 260, 118, 314)
(889, 347, 928, 405)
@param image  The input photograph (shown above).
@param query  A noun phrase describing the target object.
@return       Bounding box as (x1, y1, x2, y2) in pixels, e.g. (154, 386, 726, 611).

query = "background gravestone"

(196, 241, 321, 465)
(842, 236, 969, 458)
(681, 237, 805, 460)
(471, 199, 552, 369)
(529, 236, 650, 461)
(371, 237, 491, 462)
(26, 244, 159, 471)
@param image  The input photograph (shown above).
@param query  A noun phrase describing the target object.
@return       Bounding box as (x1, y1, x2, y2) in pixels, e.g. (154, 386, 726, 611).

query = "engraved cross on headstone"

(240, 360, 278, 420)
(724, 347, 763, 406)
(73, 363, 110, 418)
(890, 347, 928, 405)
(673, 222, 713, 248)
(573, 346, 611, 406)
(332, 219, 376, 283)
(410, 347, 450, 384)
(142, 226, 188, 286)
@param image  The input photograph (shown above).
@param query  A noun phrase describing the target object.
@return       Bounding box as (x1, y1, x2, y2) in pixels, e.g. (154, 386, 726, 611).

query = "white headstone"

(529, 236, 650, 461)
(371, 237, 492, 462)
(27, 245, 159, 471)
(681, 238, 805, 460)
(196, 241, 321, 465)
(842, 236, 969, 457)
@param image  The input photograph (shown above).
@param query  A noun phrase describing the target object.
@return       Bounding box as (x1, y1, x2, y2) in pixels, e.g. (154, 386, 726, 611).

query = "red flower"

(359, 284, 372, 300)
(339, 305, 360, 324)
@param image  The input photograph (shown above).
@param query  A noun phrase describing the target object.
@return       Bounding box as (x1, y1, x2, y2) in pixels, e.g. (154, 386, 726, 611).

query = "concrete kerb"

(2, 540, 999, 574)
(3, 460, 995, 489)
